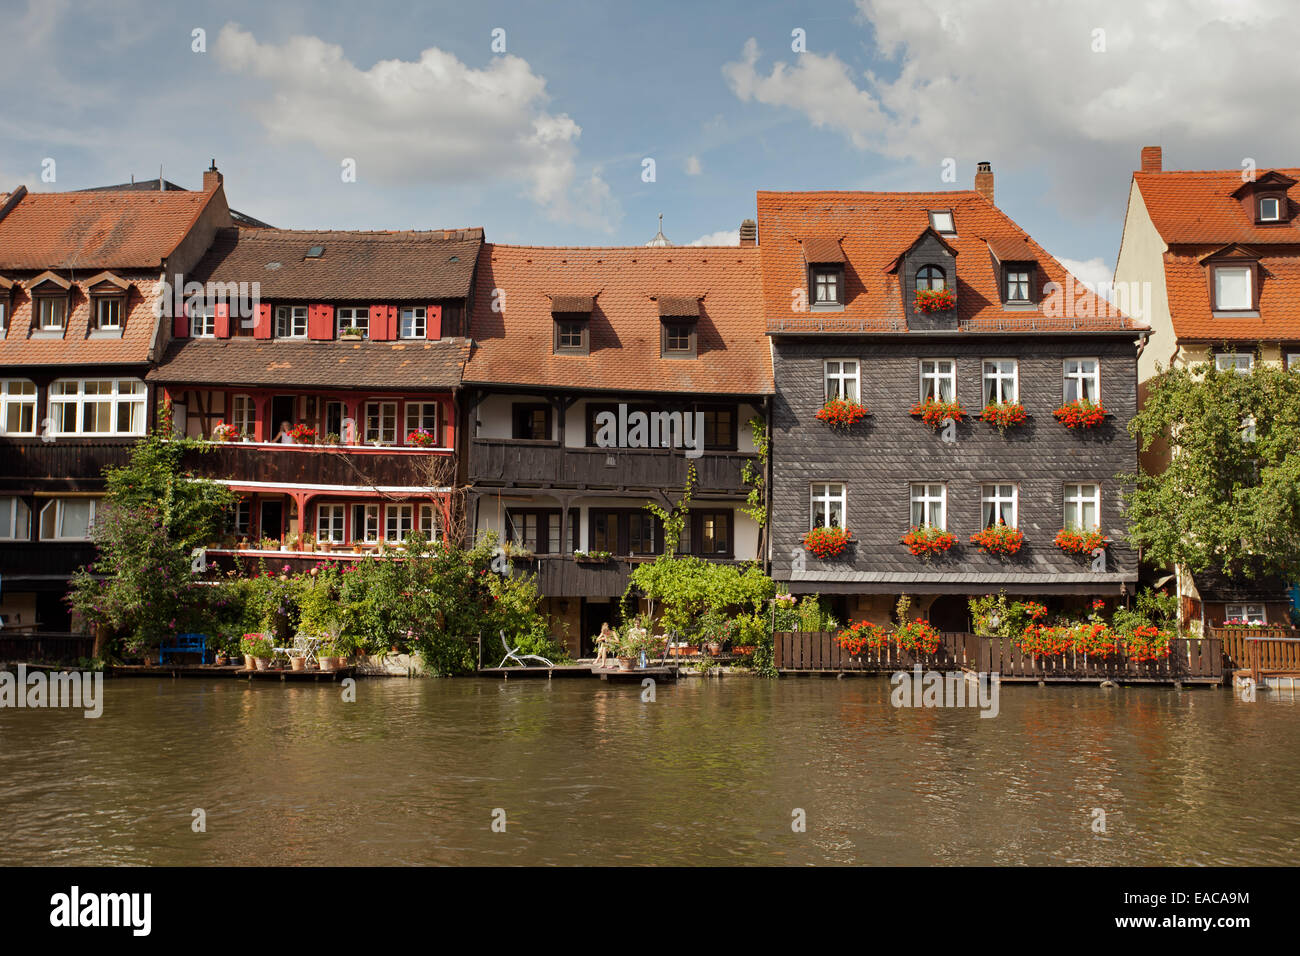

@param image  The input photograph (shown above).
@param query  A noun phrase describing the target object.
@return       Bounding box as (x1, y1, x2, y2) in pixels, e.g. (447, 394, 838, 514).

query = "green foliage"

(644, 464, 696, 558)
(1125, 359, 1300, 580)
(629, 556, 775, 638)
(740, 416, 769, 528)
(1113, 588, 1180, 636)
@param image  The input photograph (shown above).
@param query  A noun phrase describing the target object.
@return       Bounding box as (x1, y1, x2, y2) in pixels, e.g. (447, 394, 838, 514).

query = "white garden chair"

(497, 630, 554, 668)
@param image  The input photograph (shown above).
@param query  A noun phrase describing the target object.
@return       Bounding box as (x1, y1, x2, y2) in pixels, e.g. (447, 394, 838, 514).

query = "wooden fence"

(1210, 627, 1300, 670)
(774, 631, 1223, 684)
(1245, 637, 1300, 680)
(0, 633, 95, 664)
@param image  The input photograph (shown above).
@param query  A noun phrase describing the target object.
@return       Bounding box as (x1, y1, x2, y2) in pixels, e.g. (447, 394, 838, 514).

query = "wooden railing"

(0, 437, 136, 488)
(1245, 637, 1300, 679)
(180, 442, 445, 488)
(774, 631, 1223, 683)
(1209, 627, 1300, 670)
(0, 633, 94, 663)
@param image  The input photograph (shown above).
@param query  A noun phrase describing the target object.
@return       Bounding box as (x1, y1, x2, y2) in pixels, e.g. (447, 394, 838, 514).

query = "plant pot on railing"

(406, 428, 439, 448)
(1052, 399, 1107, 429)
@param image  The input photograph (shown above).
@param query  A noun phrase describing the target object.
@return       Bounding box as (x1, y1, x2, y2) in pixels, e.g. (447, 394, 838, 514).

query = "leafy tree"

(1124, 359, 1300, 581)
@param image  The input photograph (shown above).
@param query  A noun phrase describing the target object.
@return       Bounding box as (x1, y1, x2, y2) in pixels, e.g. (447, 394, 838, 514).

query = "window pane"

(1215, 267, 1251, 310)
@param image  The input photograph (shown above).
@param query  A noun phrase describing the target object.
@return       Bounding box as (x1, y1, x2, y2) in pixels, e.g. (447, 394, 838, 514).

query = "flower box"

(901, 525, 957, 558)
(573, 551, 613, 564)
(914, 287, 957, 313)
(803, 526, 851, 559)
(1054, 528, 1106, 555)
(980, 402, 1026, 431)
(910, 398, 966, 430)
(406, 428, 439, 448)
(1052, 399, 1107, 429)
(815, 398, 869, 428)
(969, 522, 1024, 555)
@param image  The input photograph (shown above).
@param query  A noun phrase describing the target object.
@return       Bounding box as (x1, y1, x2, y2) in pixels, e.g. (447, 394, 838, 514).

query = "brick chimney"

(203, 159, 223, 191)
(739, 218, 757, 246)
(974, 161, 994, 204)
(1140, 146, 1162, 173)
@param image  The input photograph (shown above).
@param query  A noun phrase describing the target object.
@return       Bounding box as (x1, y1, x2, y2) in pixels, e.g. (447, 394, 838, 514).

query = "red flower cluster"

(289, 423, 317, 442)
(803, 526, 851, 559)
(980, 402, 1027, 430)
(1021, 601, 1048, 622)
(835, 620, 886, 655)
(1017, 622, 1119, 657)
(901, 525, 957, 557)
(894, 618, 942, 654)
(910, 397, 967, 429)
(915, 287, 957, 312)
(1052, 399, 1106, 429)
(406, 428, 438, 447)
(969, 522, 1024, 555)
(1125, 625, 1173, 661)
(1055, 528, 1106, 555)
(815, 397, 869, 428)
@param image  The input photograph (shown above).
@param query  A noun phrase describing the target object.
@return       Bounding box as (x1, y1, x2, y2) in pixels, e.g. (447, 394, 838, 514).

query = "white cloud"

(689, 229, 740, 246)
(724, 1, 1300, 203)
(1059, 257, 1115, 301)
(685, 155, 703, 176)
(215, 23, 621, 231)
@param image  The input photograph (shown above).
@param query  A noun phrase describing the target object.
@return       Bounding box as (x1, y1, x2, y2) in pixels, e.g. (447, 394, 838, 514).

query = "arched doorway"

(925, 594, 970, 632)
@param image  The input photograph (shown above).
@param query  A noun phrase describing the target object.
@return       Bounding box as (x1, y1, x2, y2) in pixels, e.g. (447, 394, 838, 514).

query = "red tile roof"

(1134, 169, 1300, 340)
(0, 189, 215, 270)
(0, 272, 162, 367)
(757, 190, 1139, 333)
(465, 244, 772, 395)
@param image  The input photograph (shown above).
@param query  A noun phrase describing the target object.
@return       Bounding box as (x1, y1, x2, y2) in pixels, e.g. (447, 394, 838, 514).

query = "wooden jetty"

(104, 663, 356, 681)
(478, 663, 678, 683)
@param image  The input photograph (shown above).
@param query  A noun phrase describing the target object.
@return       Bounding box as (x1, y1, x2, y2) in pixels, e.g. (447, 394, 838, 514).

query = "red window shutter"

(371, 304, 393, 340)
(426, 304, 442, 340)
(254, 303, 272, 339)
(308, 304, 334, 340)
(214, 303, 230, 338)
(173, 304, 189, 339)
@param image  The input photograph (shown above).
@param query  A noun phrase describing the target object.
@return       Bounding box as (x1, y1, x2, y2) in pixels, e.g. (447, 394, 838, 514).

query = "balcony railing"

(180, 440, 447, 488)
(469, 438, 756, 493)
(0, 437, 136, 488)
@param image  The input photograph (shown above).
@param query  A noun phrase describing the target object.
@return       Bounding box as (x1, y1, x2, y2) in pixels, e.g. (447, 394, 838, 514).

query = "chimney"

(974, 161, 994, 204)
(203, 159, 223, 191)
(1140, 145, 1162, 173)
(739, 218, 757, 246)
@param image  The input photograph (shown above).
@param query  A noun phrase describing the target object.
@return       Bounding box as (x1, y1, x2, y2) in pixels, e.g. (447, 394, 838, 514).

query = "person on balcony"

(273, 420, 296, 444)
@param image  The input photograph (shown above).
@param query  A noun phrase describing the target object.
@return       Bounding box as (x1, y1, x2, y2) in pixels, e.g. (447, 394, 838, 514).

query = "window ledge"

(88, 329, 124, 339)
(29, 329, 66, 339)
(1212, 310, 1260, 318)
(810, 303, 846, 313)
(1001, 302, 1036, 311)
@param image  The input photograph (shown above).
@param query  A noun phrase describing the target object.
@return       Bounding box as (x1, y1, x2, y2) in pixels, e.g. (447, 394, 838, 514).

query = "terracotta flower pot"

(254, 658, 270, 671)
(290, 656, 306, 671)
(319, 656, 338, 672)
(617, 656, 636, 671)
(244, 654, 255, 669)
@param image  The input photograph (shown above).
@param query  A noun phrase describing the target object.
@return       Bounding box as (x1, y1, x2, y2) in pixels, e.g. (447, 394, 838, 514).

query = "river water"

(0, 676, 1295, 866)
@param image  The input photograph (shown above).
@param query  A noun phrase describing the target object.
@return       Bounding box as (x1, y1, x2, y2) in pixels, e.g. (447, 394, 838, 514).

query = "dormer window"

(1006, 269, 1030, 302)
(551, 296, 593, 355)
(94, 297, 122, 330)
(928, 210, 956, 235)
(813, 267, 841, 305)
(916, 264, 946, 291)
(1260, 197, 1281, 222)
(555, 319, 587, 352)
(658, 296, 699, 358)
(1231, 170, 1295, 224)
(803, 238, 847, 309)
(37, 296, 67, 330)
(192, 304, 217, 338)
(1213, 265, 1252, 311)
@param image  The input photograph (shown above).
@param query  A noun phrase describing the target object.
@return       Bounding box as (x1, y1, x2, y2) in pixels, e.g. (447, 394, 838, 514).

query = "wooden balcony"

(0, 437, 136, 490)
(468, 438, 756, 494)
(0, 541, 98, 581)
(179, 441, 450, 489)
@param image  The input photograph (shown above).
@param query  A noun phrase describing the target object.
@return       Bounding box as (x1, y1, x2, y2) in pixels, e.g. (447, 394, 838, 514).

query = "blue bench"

(159, 633, 208, 664)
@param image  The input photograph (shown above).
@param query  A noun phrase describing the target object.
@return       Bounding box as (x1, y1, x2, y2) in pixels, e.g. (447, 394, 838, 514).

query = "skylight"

(929, 210, 956, 235)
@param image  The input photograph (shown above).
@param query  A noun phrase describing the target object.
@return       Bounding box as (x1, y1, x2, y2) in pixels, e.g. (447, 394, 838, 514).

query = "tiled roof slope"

(149, 338, 470, 390)
(1135, 170, 1300, 245)
(757, 190, 1137, 333)
(0, 272, 161, 367)
(1135, 169, 1300, 340)
(464, 244, 772, 395)
(190, 227, 483, 300)
(0, 190, 214, 269)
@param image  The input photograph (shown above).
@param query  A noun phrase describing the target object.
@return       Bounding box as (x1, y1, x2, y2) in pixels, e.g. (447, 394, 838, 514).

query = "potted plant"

(300, 533, 316, 553)
(288, 423, 317, 444)
(969, 522, 1024, 555)
(323, 432, 341, 445)
(351, 542, 365, 554)
(980, 401, 1027, 432)
(1053, 399, 1107, 429)
(802, 525, 851, 559)
(911, 397, 967, 430)
(573, 550, 612, 564)
(240, 633, 273, 670)
(211, 420, 239, 442)
(615, 625, 651, 671)
(339, 325, 364, 340)
(1054, 527, 1106, 555)
(915, 287, 957, 312)
(317, 641, 338, 672)
(405, 427, 439, 448)
(901, 525, 958, 559)
(815, 397, 869, 429)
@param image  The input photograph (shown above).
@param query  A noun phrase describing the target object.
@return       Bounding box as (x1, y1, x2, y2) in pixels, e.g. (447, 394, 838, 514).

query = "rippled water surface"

(1, 676, 1296, 865)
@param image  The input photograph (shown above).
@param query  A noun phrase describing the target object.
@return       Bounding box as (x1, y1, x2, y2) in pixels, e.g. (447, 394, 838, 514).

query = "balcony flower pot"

(406, 428, 439, 448)
(214, 653, 229, 666)
(1053, 399, 1107, 429)
(802, 526, 851, 559)
(914, 288, 957, 312)
(980, 402, 1027, 432)
(340, 329, 363, 340)
(815, 398, 869, 429)
(969, 522, 1024, 555)
(901, 525, 958, 559)
(1054, 528, 1107, 555)
(911, 398, 967, 430)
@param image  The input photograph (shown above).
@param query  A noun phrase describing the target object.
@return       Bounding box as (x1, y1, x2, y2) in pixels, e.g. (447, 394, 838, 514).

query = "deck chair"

(497, 630, 554, 668)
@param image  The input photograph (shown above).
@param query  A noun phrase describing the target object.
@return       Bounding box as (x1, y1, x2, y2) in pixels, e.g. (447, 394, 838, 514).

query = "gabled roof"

(758, 190, 1135, 333)
(77, 178, 274, 229)
(0, 189, 216, 269)
(189, 227, 483, 300)
(464, 244, 772, 395)
(1135, 169, 1300, 245)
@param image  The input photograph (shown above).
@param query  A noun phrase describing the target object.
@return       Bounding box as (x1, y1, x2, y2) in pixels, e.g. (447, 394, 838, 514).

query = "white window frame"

(928, 210, 955, 235)
(385, 503, 414, 543)
(1063, 358, 1100, 403)
(316, 503, 345, 544)
(1064, 482, 1101, 531)
(1005, 269, 1030, 302)
(1215, 352, 1253, 375)
(1213, 266, 1252, 311)
(982, 359, 1018, 404)
(0, 301, 7, 333)
(910, 482, 947, 529)
(337, 306, 369, 338)
(94, 297, 123, 330)
(38, 497, 99, 541)
(0, 496, 31, 540)
(1259, 198, 1280, 222)
(37, 297, 67, 330)
(1225, 603, 1267, 624)
(981, 483, 1018, 528)
(809, 482, 846, 530)
(230, 394, 256, 437)
(48, 378, 147, 436)
(419, 504, 440, 542)
(399, 306, 426, 339)
(352, 503, 381, 543)
(192, 304, 216, 338)
(275, 305, 308, 338)
(0, 379, 37, 436)
(404, 402, 439, 443)
(823, 360, 860, 403)
(364, 401, 398, 445)
(919, 359, 956, 402)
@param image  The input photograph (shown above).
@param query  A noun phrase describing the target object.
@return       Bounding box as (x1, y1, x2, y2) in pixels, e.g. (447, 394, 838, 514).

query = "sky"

(3, 0, 1298, 290)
